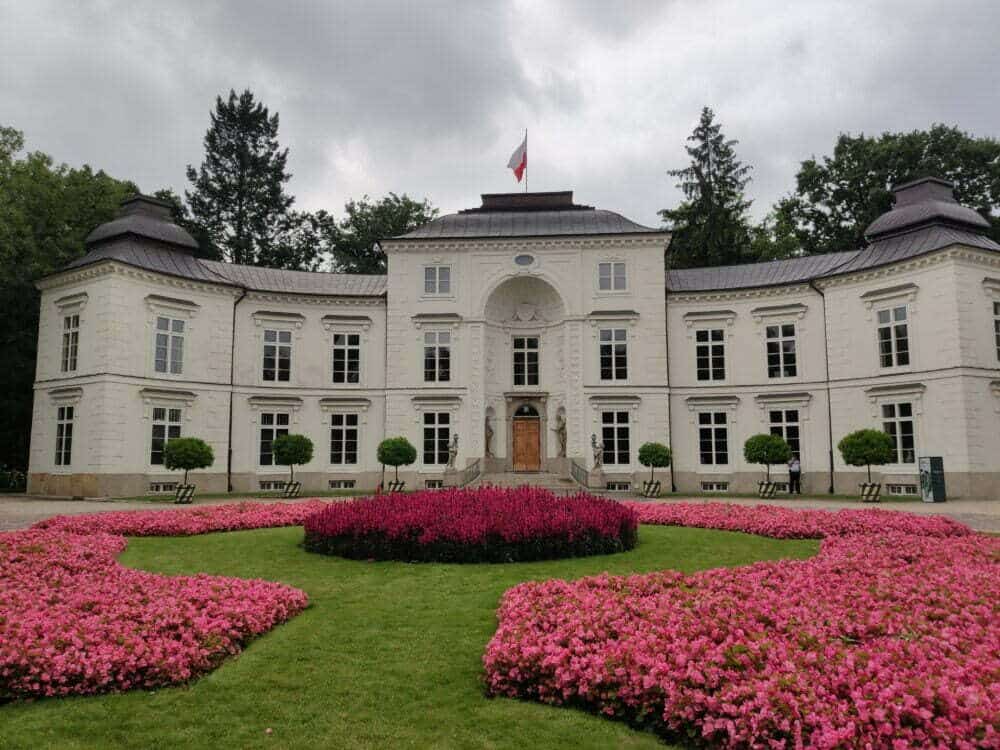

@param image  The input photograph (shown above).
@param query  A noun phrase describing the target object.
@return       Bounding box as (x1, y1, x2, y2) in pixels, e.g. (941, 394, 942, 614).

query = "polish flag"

(507, 133, 527, 182)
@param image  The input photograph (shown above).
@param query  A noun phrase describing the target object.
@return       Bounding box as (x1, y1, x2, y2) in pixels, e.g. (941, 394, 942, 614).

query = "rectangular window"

(259, 412, 290, 465)
(262, 329, 292, 381)
(601, 410, 630, 465)
(424, 265, 451, 295)
(423, 412, 450, 465)
(994, 301, 999, 361)
(332, 333, 361, 384)
(599, 328, 628, 380)
(882, 402, 915, 464)
(61, 314, 79, 373)
(598, 261, 627, 291)
(701, 481, 729, 492)
(512, 336, 539, 386)
(154, 316, 185, 374)
(877, 305, 910, 367)
(328, 479, 356, 489)
(696, 329, 726, 381)
(698, 411, 728, 465)
(330, 413, 359, 465)
(766, 323, 797, 378)
(769, 409, 800, 460)
(150, 407, 182, 465)
(55, 406, 74, 466)
(423, 331, 451, 382)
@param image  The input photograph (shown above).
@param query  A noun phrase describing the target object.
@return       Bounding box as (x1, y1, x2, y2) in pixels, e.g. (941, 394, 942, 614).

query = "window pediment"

(48, 386, 83, 404)
(860, 282, 918, 308)
(55, 292, 88, 312)
(750, 302, 807, 322)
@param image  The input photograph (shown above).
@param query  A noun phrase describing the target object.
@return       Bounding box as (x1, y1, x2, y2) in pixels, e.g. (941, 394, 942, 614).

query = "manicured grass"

(1, 525, 817, 749)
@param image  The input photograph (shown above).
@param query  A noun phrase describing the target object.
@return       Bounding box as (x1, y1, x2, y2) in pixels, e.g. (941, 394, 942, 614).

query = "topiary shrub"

(163, 437, 214, 485)
(303, 486, 639, 563)
(838, 429, 895, 484)
(377, 436, 417, 482)
(272, 434, 314, 484)
(743, 433, 792, 481)
(638, 442, 671, 484)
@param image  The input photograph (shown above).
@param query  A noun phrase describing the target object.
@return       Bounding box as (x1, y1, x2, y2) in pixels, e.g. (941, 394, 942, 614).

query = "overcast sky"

(2, 0, 999, 226)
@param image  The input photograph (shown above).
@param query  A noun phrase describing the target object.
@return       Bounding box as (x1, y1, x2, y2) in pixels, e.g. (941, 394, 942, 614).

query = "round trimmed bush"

(303, 486, 639, 563)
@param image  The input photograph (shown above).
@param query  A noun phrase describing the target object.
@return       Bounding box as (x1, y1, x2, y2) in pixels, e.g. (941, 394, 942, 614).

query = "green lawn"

(2, 526, 817, 749)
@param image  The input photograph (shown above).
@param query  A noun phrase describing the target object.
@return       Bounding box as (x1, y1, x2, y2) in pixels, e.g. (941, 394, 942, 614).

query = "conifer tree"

(660, 107, 753, 268)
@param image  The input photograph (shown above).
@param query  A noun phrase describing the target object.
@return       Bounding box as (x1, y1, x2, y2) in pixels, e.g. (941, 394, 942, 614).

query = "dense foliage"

(303, 487, 639, 563)
(332, 193, 438, 273)
(485, 504, 994, 749)
(377, 436, 417, 480)
(637, 442, 671, 482)
(838, 429, 896, 483)
(163, 437, 214, 484)
(742, 433, 792, 480)
(272, 433, 314, 482)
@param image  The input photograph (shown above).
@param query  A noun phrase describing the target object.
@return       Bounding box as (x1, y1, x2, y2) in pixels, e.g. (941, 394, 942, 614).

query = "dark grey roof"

(828, 225, 999, 277)
(667, 251, 859, 292)
(864, 177, 990, 239)
(85, 195, 198, 250)
(395, 191, 663, 240)
(62, 239, 230, 284)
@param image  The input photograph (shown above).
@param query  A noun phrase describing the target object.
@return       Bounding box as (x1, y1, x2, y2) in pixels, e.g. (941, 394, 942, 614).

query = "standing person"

(788, 456, 802, 495)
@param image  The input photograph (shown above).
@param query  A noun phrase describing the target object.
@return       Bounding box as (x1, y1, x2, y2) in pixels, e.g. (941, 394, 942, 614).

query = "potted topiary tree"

(272, 433, 313, 498)
(837, 429, 895, 502)
(377, 436, 417, 492)
(743, 433, 792, 498)
(637, 442, 671, 497)
(163, 437, 214, 504)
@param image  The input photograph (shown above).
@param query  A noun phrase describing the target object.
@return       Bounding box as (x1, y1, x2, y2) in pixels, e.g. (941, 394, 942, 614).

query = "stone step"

(472, 472, 583, 491)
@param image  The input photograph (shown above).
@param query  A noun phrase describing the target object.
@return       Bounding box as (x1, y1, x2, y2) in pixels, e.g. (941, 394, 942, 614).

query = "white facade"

(29, 185, 1000, 498)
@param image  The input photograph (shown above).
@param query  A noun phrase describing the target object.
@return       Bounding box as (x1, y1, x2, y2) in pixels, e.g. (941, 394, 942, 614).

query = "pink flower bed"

(485, 505, 998, 748)
(304, 487, 638, 562)
(33, 499, 329, 536)
(2, 502, 319, 699)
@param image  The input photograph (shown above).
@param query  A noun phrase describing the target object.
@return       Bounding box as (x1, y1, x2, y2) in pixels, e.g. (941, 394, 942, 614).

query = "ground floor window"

(328, 479, 356, 489)
(423, 412, 450, 465)
(698, 412, 728, 465)
(55, 406, 74, 466)
(601, 411, 630, 465)
(881, 402, 915, 464)
(259, 412, 290, 465)
(701, 481, 729, 492)
(150, 407, 182, 465)
(330, 413, 359, 465)
(768, 409, 800, 459)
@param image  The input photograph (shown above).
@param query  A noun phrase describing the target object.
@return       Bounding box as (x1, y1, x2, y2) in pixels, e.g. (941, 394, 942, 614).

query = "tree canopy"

(163, 437, 215, 485)
(377, 437, 418, 481)
(660, 107, 754, 268)
(272, 434, 314, 483)
(837, 429, 896, 484)
(743, 434, 792, 480)
(637, 442, 672, 482)
(332, 193, 438, 273)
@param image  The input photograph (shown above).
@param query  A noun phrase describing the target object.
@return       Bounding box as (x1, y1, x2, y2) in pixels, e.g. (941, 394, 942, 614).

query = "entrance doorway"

(511, 404, 541, 472)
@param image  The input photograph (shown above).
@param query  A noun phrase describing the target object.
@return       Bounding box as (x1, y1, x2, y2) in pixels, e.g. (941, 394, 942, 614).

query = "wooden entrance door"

(512, 418, 541, 472)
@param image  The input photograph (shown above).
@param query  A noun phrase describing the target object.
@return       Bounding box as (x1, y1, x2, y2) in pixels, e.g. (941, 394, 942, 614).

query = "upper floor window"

(601, 411, 630, 465)
(259, 412, 289, 465)
(263, 329, 292, 382)
(332, 333, 361, 384)
(423, 411, 450, 465)
(698, 411, 728, 465)
(877, 305, 909, 368)
(55, 406, 74, 466)
(882, 402, 915, 464)
(424, 265, 451, 295)
(513, 336, 539, 386)
(61, 314, 79, 373)
(598, 261, 627, 291)
(423, 331, 451, 382)
(696, 329, 725, 381)
(154, 316, 184, 375)
(769, 409, 800, 460)
(766, 323, 797, 378)
(330, 413, 359, 465)
(150, 407, 182, 465)
(993, 301, 999, 361)
(599, 328, 628, 381)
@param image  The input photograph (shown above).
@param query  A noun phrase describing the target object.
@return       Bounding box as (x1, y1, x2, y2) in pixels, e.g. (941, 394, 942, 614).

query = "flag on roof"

(507, 133, 527, 182)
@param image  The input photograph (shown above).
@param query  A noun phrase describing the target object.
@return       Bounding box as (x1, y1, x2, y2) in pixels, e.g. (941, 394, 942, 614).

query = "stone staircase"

(471, 471, 582, 492)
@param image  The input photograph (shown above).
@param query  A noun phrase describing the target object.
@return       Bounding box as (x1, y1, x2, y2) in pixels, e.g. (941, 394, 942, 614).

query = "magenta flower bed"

(484, 505, 997, 748)
(304, 487, 639, 563)
(2, 503, 317, 700)
(33, 499, 329, 537)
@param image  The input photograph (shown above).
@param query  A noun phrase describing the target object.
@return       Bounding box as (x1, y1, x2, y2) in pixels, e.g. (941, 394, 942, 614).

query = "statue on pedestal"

(484, 416, 494, 458)
(591, 433, 603, 469)
(551, 412, 567, 457)
(447, 434, 459, 469)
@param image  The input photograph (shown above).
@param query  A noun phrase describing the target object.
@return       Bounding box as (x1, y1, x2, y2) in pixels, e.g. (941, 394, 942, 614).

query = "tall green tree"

(772, 124, 1000, 256)
(660, 107, 754, 268)
(0, 125, 137, 471)
(332, 193, 437, 273)
(185, 89, 318, 268)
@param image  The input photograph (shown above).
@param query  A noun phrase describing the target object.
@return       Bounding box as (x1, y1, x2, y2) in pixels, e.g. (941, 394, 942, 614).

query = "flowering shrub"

(304, 487, 638, 563)
(484, 505, 997, 748)
(34, 499, 329, 537)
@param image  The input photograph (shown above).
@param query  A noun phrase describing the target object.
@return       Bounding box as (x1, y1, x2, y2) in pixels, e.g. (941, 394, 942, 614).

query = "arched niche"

(483, 275, 566, 325)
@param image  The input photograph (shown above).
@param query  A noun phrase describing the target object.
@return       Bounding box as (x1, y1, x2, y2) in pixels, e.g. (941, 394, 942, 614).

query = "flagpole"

(524, 129, 528, 193)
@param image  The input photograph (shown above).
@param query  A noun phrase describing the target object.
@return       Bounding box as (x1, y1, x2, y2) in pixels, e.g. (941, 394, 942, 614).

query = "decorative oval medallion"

(514, 254, 535, 267)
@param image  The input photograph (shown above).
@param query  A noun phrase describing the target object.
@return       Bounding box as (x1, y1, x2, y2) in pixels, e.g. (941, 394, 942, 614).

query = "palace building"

(28, 178, 1000, 498)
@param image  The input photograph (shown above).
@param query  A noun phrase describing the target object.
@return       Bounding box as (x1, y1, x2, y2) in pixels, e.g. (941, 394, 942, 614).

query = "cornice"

(382, 234, 668, 254)
(245, 290, 386, 307)
(816, 246, 1000, 290)
(38, 260, 244, 298)
(667, 283, 812, 304)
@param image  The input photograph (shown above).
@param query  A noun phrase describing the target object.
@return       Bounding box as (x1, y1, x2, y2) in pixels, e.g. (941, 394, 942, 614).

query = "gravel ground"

(2, 493, 998, 533)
